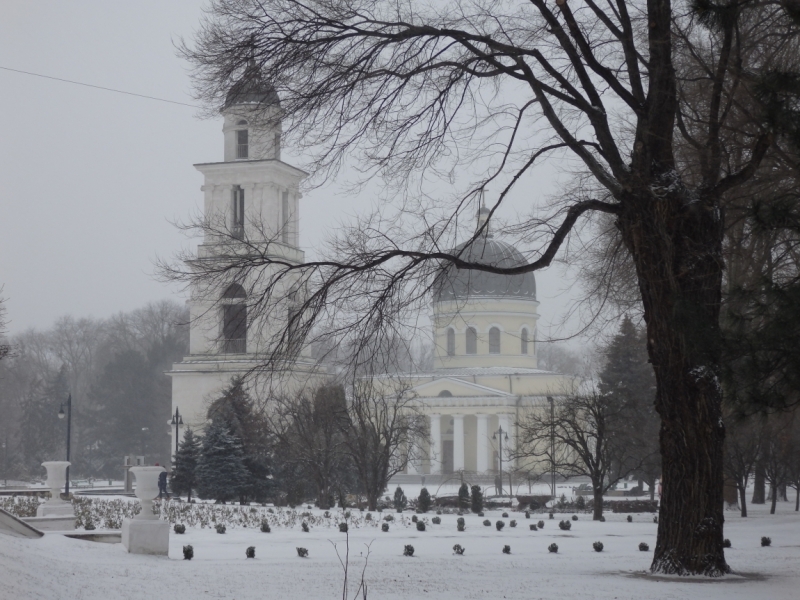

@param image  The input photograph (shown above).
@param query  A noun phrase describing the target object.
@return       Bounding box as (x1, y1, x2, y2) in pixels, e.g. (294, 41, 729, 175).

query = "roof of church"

(224, 62, 281, 108)
(433, 234, 537, 302)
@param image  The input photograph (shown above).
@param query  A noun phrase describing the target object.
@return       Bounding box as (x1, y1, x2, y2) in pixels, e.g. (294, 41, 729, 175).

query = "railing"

(236, 144, 249, 159)
(223, 338, 246, 354)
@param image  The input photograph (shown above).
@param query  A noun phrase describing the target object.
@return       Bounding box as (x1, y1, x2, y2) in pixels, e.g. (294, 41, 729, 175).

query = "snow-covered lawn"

(2, 501, 798, 599)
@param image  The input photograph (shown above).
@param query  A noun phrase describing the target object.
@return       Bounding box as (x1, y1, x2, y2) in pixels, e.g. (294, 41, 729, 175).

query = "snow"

(2, 498, 798, 599)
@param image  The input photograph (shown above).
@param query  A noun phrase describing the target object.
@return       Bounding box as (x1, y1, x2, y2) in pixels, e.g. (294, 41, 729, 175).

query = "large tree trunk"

(770, 484, 778, 514)
(752, 462, 766, 504)
(592, 481, 604, 520)
(738, 484, 747, 518)
(620, 190, 729, 576)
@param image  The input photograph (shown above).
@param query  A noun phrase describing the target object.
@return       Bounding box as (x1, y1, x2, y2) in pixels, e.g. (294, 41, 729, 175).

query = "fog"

(0, 0, 584, 343)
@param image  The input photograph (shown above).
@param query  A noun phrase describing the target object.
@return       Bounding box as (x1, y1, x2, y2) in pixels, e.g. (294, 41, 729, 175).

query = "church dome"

(224, 62, 281, 108)
(433, 233, 537, 302)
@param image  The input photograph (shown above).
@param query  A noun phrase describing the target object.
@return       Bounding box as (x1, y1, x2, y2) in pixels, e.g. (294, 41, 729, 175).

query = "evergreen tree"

(417, 487, 432, 513)
(393, 486, 407, 511)
(470, 485, 483, 514)
(195, 420, 250, 502)
(171, 428, 201, 501)
(598, 317, 660, 499)
(458, 483, 470, 511)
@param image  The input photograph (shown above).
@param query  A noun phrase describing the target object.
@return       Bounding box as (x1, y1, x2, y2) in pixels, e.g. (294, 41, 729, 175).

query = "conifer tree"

(470, 485, 483, 514)
(171, 428, 201, 501)
(417, 487, 432, 513)
(393, 486, 407, 511)
(195, 420, 250, 502)
(458, 483, 470, 511)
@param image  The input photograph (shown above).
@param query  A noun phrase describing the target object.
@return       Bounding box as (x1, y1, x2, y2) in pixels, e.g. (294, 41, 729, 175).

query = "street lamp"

(493, 425, 509, 496)
(170, 407, 184, 455)
(58, 393, 72, 495)
(547, 396, 555, 500)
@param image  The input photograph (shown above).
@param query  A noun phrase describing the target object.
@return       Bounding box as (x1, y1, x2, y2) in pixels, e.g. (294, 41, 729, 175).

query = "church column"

(476, 413, 489, 473)
(429, 414, 441, 474)
(453, 414, 465, 472)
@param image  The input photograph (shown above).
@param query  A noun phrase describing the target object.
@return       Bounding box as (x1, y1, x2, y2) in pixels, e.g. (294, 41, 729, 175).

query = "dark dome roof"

(224, 63, 281, 108)
(433, 234, 537, 302)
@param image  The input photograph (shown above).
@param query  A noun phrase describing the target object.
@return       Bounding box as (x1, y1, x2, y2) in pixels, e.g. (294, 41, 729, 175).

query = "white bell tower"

(169, 65, 317, 456)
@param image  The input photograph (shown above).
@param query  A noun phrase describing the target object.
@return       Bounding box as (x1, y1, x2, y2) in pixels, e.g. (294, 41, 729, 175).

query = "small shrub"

(478, 511, 485, 517)
(571, 515, 578, 521)
(302, 521, 309, 532)
(593, 541, 604, 552)
(215, 524, 226, 534)
(457, 517, 465, 532)
(260, 521, 271, 533)
(529, 524, 538, 531)
(496, 520, 505, 531)
(653, 515, 658, 524)
(381, 523, 389, 532)
(436, 509, 442, 515)
(502, 512, 509, 518)
(418, 487, 432, 513)
(432, 516, 441, 525)
(384, 514, 394, 522)
(761, 536, 771, 547)
(415, 521, 426, 532)
(365, 513, 372, 521)
(411, 515, 418, 523)
(599, 515, 606, 522)
(183, 545, 193, 560)
(483, 519, 491, 527)
(627, 515, 633, 523)
(403, 544, 414, 557)
(525, 510, 530, 519)
(297, 547, 309, 558)
(84, 518, 96, 531)
(453, 543, 465, 555)
(558, 520, 572, 531)
(723, 538, 731, 548)
(174, 523, 186, 534)
(509, 520, 517, 528)
(537, 520, 545, 529)
(502, 545, 511, 554)
(339, 522, 348, 533)
(548, 543, 558, 553)
(246, 546, 255, 559)
(549, 512, 554, 520)
(639, 542, 649, 551)
(324, 511, 331, 518)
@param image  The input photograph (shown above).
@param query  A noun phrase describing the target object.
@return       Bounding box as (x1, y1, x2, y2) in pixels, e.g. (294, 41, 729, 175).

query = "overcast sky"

(0, 0, 589, 345)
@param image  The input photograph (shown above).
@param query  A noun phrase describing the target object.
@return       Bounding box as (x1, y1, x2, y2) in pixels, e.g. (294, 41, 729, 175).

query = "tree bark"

(620, 190, 729, 576)
(738, 484, 747, 518)
(752, 462, 766, 504)
(770, 484, 778, 514)
(592, 482, 604, 520)
(795, 487, 799, 512)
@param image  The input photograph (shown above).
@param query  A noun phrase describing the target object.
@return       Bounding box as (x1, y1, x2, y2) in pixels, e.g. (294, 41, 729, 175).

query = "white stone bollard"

(122, 466, 169, 555)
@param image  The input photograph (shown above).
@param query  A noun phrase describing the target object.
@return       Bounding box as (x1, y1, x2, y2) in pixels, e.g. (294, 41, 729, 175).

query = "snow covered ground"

(1, 499, 798, 599)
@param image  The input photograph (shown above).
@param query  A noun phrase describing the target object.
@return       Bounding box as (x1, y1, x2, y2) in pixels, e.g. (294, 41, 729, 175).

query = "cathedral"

(169, 70, 573, 476)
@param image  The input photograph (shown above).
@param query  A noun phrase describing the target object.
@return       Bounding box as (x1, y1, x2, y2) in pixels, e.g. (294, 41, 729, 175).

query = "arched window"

(466, 327, 477, 354)
(489, 327, 501, 354)
(236, 119, 248, 126)
(446, 328, 456, 356)
(521, 328, 529, 355)
(222, 284, 247, 353)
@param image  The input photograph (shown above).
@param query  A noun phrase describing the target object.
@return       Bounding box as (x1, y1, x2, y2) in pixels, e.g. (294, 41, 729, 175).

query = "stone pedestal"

(37, 461, 75, 527)
(122, 519, 169, 555)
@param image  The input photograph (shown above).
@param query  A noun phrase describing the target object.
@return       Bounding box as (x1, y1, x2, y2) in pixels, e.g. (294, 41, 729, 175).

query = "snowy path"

(1, 504, 798, 600)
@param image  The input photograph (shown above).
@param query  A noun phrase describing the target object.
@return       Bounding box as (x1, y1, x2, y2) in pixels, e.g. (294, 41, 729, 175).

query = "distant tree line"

(0, 300, 188, 481)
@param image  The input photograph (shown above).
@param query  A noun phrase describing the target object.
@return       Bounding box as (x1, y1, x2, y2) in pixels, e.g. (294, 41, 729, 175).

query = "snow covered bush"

(174, 523, 186, 534)
(525, 510, 530, 519)
(495, 520, 505, 531)
(260, 521, 270, 533)
(365, 513, 372, 521)
(417, 488, 432, 513)
(458, 483, 470, 511)
(502, 512, 509, 518)
(393, 487, 408, 511)
(529, 524, 537, 531)
(639, 542, 649, 551)
(301, 521, 309, 532)
(339, 522, 348, 533)
(381, 523, 389, 532)
(761, 536, 771, 547)
(558, 520, 571, 531)
(478, 511, 485, 517)
(537, 520, 545, 528)
(593, 541, 604, 552)
(297, 547, 309, 557)
(84, 518, 96, 531)
(571, 515, 578, 521)
(599, 515, 606, 522)
(246, 546, 255, 559)
(411, 515, 418, 523)
(453, 544, 465, 555)
(502, 545, 511, 554)
(215, 524, 226, 534)
(183, 545, 194, 560)
(457, 517, 465, 532)
(483, 519, 491, 527)
(549, 512, 554, 519)
(627, 515, 633, 522)
(432, 516, 441, 525)
(509, 520, 517, 528)
(403, 544, 414, 557)
(653, 515, 658, 523)
(548, 543, 558, 553)
(723, 538, 731, 548)
(384, 514, 394, 521)
(416, 521, 426, 531)
(471, 485, 483, 513)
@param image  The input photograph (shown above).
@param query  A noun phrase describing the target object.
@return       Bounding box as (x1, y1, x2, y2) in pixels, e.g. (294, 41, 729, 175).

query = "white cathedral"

(169, 69, 572, 478)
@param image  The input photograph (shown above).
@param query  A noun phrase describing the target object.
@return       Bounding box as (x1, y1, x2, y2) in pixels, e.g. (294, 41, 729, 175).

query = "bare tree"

(341, 379, 427, 511)
(172, 0, 800, 575)
(517, 387, 652, 520)
(722, 415, 763, 517)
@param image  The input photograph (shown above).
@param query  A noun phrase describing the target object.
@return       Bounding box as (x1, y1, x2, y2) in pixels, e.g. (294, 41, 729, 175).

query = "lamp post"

(58, 393, 72, 495)
(493, 425, 509, 497)
(170, 407, 184, 455)
(547, 396, 555, 500)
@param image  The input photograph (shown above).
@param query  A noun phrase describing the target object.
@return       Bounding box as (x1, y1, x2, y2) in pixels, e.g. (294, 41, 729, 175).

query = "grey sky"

(0, 0, 587, 344)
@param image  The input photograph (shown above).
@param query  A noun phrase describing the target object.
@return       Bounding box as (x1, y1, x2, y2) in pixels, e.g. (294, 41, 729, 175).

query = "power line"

(0, 65, 199, 108)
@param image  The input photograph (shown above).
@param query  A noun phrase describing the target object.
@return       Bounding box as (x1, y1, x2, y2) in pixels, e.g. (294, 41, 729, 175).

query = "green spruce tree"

(393, 486, 407, 511)
(458, 483, 470, 511)
(171, 428, 201, 501)
(195, 420, 250, 502)
(417, 487, 432, 513)
(470, 485, 483, 513)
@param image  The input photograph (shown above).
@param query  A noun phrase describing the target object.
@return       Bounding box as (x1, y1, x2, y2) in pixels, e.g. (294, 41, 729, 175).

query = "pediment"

(410, 377, 511, 398)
